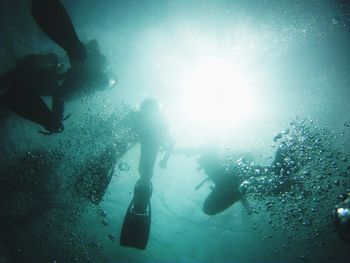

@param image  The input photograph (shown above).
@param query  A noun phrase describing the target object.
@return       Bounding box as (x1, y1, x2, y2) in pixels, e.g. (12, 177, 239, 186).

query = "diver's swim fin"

(31, 0, 86, 65)
(120, 198, 151, 250)
(1, 85, 61, 133)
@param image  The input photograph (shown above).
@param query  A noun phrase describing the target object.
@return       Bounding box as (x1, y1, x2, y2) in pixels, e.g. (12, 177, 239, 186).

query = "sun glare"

(179, 57, 258, 135)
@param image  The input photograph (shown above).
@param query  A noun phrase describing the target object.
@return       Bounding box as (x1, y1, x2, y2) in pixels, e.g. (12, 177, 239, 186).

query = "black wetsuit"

(126, 110, 172, 184)
(0, 0, 109, 133)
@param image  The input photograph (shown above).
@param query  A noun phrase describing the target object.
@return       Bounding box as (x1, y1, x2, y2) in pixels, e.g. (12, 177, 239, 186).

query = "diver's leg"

(52, 93, 65, 121)
(133, 145, 158, 214)
(138, 144, 158, 182)
(31, 0, 86, 65)
(133, 179, 152, 215)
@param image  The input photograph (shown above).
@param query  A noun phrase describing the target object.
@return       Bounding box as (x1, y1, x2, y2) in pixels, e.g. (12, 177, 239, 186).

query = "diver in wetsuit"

(198, 146, 246, 215)
(120, 99, 175, 249)
(169, 144, 247, 215)
(0, 0, 112, 134)
(124, 99, 175, 213)
(32, 0, 113, 123)
(165, 141, 304, 216)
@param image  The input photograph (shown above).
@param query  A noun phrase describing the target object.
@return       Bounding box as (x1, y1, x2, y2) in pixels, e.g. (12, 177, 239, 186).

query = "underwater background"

(0, 0, 350, 262)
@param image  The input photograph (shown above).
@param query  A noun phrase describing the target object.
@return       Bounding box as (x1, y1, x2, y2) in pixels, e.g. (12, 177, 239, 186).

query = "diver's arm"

(159, 135, 176, 169)
(159, 146, 202, 168)
(31, 0, 86, 65)
(172, 147, 202, 157)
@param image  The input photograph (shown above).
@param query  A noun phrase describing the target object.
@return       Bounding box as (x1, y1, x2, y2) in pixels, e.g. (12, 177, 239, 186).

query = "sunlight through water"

(182, 57, 256, 126)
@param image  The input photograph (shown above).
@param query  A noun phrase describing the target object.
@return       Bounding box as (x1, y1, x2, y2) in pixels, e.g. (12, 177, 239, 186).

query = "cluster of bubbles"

(222, 118, 349, 259)
(0, 104, 138, 262)
(1, 112, 349, 262)
(0, 149, 62, 226)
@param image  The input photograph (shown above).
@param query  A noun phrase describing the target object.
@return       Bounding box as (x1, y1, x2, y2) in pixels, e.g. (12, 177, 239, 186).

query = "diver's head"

(84, 39, 117, 88)
(83, 39, 109, 73)
(140, 99, 161, 116)
(334, 193, 350, 243)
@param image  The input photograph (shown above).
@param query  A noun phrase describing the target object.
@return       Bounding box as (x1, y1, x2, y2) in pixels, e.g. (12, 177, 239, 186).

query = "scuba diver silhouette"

(168, 144, 248, 215)
(120, 99, 175, 250)
(0, 0, 112, 134)
(163, 141, 304, 216)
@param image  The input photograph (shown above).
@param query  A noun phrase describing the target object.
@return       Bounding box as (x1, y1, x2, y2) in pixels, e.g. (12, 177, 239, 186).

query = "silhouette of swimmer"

(0, 46, 110, 134)
(120, 99, 175, 249)
(0, 0, 113, 134)
(166, 141, 305, 215)
(79, 100, 175, 206)
(169, 145, 247, 215)
(124, 99, 175, 214)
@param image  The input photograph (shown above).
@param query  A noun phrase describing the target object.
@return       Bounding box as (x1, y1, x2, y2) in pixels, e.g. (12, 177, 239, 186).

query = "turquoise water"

(0, 0, 350, 262)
